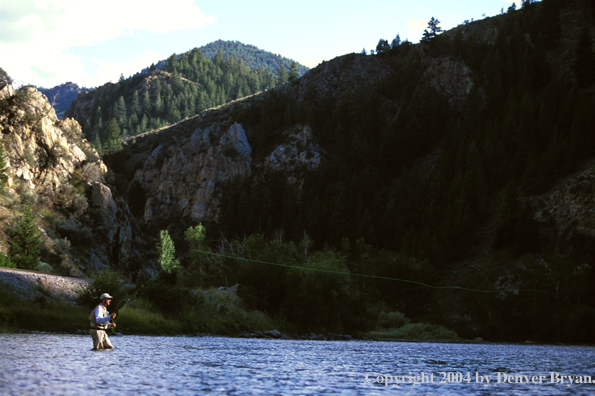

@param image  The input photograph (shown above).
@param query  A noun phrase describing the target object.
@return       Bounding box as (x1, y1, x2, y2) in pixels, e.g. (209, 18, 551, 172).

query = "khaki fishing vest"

(89, 304, 109, 330)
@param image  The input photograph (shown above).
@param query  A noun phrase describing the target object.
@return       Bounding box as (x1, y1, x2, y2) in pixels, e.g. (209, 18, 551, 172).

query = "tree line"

(212, 0, 595, 341)
(77, 48, 281, 155)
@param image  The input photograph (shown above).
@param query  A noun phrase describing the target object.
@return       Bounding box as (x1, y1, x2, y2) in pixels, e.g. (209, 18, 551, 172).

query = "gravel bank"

(0, 267, 89, 303)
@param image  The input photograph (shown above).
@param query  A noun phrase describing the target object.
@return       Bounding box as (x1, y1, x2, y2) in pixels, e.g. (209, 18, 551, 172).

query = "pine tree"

(93, 106, 103, 131)
(130, 90, 141, 116)
(277, 64, 288, 84)
(83, 119, 92, 140)
(93, 131, 104, 156)
(154, 93, 164, 114)
(376, 39, 390, 53)
(103, 118, 122, 155)
(421, 17, 443, 42)
(113, 95, 126, 125)
(9, 206, 41, 270)
(391, 34, 401, 49)
(142, 90, 151, 115)
(288, 61, 299, 81)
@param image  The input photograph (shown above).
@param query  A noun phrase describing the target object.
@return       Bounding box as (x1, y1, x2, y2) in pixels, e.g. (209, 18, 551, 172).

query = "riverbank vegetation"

(209, 0, 595, 343)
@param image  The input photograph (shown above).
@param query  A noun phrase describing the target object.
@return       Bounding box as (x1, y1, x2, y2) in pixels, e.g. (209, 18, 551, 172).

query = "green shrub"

(76, 270, 128, 312)
(37, 262, 53, 273)
(115, 301, 182, 335)
(0, 252, 15, 268)
(136, 275, 194, 315)
(55, 218, 94, 246)
(8, 206, 41, 270)
(388, 322, 458, 340)
(378, 310, 410, 329)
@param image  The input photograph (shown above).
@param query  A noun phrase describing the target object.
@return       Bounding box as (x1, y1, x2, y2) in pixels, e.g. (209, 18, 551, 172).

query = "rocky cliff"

(0, 84, 137, 276)
(134, 122, 252, 224)
(532, 161, 595, 254)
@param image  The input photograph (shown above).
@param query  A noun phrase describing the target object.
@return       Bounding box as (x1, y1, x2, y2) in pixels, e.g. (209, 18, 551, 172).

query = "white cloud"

(0, 0, 216, 87)
(408, 19, 427, 31)
(88, 50, 167, 86)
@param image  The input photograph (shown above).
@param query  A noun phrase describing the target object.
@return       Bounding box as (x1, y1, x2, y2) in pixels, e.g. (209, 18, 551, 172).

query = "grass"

(0, 283, 89, 333)
(366, 322, 459, 340)
(0, 281, 277, 336)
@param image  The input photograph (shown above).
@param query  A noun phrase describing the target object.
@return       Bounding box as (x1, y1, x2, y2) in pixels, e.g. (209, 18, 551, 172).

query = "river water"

(1, 334, 594, 395)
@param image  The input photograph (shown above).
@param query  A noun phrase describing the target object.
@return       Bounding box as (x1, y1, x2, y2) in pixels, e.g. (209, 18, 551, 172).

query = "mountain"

(199, 40, 309, 76)
(3, 0, 595, 341)
(65, 47, 279, 147)
(104, 0, 595, 341)
(37, 82, 87, 120)
(141, 40, 309, 77)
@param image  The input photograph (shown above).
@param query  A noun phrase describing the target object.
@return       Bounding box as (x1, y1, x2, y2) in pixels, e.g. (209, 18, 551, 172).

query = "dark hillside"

(75, 0, 595, 341)
(207, 0, 595, 341)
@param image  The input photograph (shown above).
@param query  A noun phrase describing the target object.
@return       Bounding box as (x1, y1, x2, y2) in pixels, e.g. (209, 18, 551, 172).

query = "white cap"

(100, 293, 113, 300)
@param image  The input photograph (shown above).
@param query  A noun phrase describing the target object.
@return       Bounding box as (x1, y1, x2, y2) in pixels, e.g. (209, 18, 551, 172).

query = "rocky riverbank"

(0, 267, 88, 303)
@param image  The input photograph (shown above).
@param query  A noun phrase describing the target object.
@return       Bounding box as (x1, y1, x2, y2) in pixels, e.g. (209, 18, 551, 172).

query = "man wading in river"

(89, 293, 117, 350)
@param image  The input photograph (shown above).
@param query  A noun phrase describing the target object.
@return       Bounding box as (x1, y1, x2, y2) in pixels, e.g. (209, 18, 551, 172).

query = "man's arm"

(94, 306, 112, 325)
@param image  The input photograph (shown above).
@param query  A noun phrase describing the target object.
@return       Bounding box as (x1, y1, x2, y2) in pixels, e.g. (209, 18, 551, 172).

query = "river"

(0, 334, 594, 395)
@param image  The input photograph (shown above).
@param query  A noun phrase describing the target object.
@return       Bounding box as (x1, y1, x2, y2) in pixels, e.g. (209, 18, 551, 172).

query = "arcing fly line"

(111, 247, 553, 329)
(186, 249, 554, 295)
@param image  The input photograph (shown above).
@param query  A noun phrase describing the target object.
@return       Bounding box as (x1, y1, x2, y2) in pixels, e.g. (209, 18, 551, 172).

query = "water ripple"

(0, 334, 594, 395)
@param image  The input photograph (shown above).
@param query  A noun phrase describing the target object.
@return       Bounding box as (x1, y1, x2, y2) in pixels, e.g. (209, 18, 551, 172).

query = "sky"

(1, 0, 521, 89)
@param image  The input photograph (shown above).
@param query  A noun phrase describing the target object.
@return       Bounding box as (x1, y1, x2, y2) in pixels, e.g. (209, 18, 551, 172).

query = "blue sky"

(1, 0, 520, 88)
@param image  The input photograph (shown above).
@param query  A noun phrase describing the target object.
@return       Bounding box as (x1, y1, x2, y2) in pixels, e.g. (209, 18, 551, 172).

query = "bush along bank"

(1, 269, 461, 341)
(0, 225, 458, 339)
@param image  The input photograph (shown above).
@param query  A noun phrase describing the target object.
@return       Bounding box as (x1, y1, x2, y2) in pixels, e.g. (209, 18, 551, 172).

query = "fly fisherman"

(89, 293, 117, 350)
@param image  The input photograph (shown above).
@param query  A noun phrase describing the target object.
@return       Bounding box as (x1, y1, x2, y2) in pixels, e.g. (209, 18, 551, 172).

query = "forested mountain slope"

(105, 0, 595, 342)
(3, 0, 595, 342)
(200, 40, 309, 76)
(143, 40, 309, 77)
(65, 48, 279, 151)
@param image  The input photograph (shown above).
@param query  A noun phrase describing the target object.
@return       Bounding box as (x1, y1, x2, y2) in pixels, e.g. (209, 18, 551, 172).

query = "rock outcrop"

(265, 125, 324, 189)
(135, 122, 252, 224)
(265, 125, 323, 173)
(0, 85, 135, 274)
(423, 57, 476, 109)
(532, 162, 595, 253)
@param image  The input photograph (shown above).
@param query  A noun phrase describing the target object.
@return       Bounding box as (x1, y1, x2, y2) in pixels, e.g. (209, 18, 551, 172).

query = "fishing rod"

(110, 268, 162, 332)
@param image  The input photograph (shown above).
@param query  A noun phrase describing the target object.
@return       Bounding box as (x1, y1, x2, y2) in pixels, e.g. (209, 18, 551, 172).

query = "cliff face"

(134, 122, 252, 224)
(0, 85, 136, 275)
(533, 161, 595, 254)
(1, 87, 91, 190)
